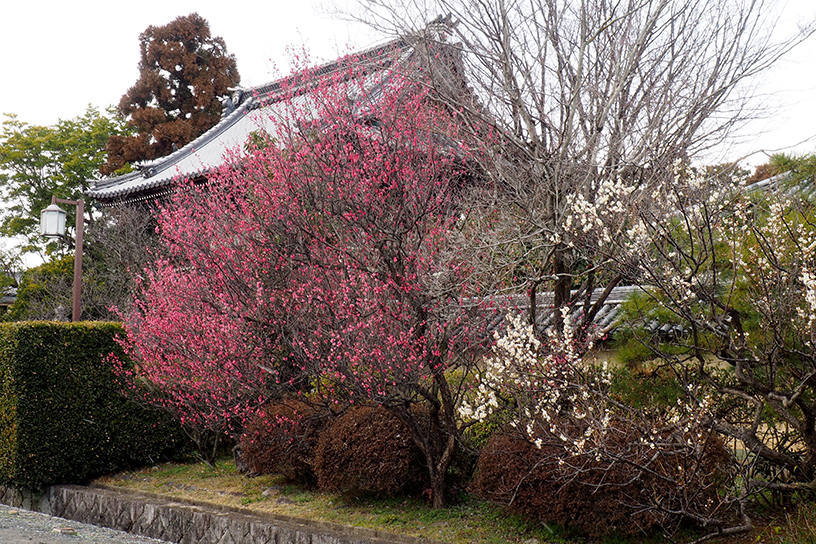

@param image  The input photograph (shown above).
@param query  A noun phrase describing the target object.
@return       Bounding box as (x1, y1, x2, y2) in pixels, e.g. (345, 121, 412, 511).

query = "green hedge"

(0, 321, 188, 488)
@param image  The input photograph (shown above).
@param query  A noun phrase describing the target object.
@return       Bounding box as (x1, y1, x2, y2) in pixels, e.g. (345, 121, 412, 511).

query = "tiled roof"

(0, 287, 16, 307)
(744, 171, 794, 193)
(465, 176, 806, 340)
(469, 284, 644, 337)
(88, 38, 412, 204)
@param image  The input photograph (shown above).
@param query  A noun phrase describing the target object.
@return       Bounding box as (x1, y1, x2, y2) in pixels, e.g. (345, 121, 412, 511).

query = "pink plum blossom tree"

(120, 61, 481, 505)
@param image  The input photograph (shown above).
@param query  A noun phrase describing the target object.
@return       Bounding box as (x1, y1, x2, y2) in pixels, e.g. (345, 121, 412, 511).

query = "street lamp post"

(40, 196, 84, 322)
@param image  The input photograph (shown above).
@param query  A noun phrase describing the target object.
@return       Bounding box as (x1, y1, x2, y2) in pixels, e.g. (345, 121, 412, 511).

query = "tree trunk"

(395, 374, 459, 508)
(552, 245, 570, 334)
(424, 431, 457, 508)
(430, 466, 448, 508)
(529, 279, 541, 332)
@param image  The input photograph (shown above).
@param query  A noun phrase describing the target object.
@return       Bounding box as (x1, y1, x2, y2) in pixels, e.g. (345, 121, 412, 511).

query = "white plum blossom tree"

(465, 162, 816, 540)
(348, 0, 815, 335)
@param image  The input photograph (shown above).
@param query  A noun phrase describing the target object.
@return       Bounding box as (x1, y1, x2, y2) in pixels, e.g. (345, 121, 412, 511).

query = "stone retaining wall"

(0, 484, 435, 544)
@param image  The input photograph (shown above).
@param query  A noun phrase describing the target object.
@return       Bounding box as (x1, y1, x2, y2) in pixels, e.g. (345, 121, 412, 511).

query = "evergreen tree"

(0, 106, 130, 257)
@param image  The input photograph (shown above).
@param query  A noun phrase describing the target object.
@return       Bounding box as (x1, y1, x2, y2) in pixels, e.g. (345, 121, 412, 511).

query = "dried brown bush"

(239, 399, 329, 485)
(314, 405, 429, 497)
(471, 426, 730, 538)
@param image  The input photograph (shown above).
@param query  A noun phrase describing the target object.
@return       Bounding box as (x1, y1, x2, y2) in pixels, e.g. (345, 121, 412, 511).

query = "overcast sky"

(2, 0, 815, 162)
(1, 0, 815, 265)
(0, 1, 382, 124)
(720, 0, 816, 166)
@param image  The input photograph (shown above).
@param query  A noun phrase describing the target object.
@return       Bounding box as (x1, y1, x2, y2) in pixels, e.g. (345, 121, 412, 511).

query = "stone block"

(0, 483, 443, 544)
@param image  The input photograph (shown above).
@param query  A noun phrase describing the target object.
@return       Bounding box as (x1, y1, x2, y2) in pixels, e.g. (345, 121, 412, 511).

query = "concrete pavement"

(0, 504, 171, 544)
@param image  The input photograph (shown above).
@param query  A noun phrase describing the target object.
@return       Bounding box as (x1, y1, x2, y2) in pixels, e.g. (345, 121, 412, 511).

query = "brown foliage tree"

(103, 13, 239, 174)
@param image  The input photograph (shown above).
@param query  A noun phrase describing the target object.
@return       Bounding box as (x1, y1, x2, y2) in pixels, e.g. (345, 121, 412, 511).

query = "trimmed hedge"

(240, 399, 329, 485)
(314, 405, 428, 498)
(470, 430, 659, 537)
(0, 321, 188, 488)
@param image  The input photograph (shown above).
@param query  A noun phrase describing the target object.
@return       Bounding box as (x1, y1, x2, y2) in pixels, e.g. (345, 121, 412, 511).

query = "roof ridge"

(248, 37, 408, 101)
(129, 103, 253, 181)
(89, 37, 412, 201)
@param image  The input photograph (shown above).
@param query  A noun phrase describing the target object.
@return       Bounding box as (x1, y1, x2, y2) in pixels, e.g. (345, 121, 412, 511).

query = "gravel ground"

(0, 504, 172, 544)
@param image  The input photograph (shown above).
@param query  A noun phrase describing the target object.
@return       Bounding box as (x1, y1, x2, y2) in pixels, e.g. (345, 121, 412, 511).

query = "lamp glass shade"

(40, 203, 67, 237)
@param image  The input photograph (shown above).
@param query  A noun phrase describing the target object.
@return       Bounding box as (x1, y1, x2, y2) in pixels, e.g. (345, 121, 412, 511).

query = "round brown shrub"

(470, 426, 729, 538)
(239, 399, 328, 485)
(314, 405, 429, 497)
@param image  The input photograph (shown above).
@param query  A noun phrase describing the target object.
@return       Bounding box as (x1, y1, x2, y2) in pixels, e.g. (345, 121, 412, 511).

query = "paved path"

(0, 504, 171, 544)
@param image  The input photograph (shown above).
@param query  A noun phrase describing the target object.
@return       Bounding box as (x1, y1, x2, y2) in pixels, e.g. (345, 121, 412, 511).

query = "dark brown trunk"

(431, 469, 447, 508)
(552, 245, 570, 333)
(425, 428, 456, 508)
(580, 273, 622, 336)
(529, 280, 540, 330)
(394, 371, 459, 509)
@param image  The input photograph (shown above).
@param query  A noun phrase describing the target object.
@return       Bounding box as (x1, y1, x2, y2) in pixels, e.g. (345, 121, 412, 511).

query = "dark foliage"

(314, 405, 429, 498)
(0, 322, 189, 488)
(5, 256, 76, 322)
(239, 399, 329, 485)
(103, 13, 239, 173)
(745, 162, 778, 184)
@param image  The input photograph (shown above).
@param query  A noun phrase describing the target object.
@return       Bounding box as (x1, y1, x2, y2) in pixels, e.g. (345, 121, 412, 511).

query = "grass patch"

(751, 502, 816, 544)
(94, 457, 816, 544)
(94, 457, 561, 544)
